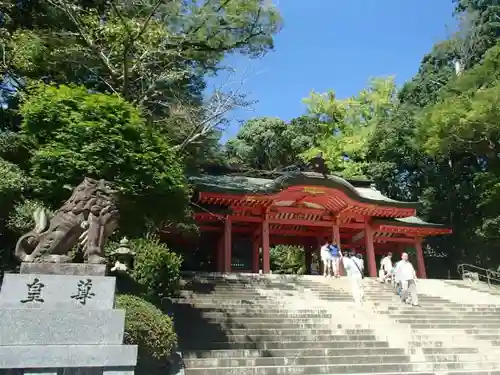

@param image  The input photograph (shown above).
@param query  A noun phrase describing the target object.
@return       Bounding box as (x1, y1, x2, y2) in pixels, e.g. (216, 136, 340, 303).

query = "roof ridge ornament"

(307, 153, 329, 176)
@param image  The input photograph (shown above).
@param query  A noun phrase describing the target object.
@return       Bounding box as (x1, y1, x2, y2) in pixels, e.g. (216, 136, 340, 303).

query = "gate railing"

(457, 263, 500, 289)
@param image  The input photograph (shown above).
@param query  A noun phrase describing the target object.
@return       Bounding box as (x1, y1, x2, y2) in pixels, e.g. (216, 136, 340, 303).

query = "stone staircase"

(172, 273, 500, 375)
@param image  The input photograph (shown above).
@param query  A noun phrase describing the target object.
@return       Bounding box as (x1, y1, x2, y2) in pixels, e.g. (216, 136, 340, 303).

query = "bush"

(116, 294, 177, 373)
(6, 199, 54, 235)
(19, 83, 189, 233)
(0, 158, 26, 210)
(270, 245, 306, 274)
(131, 236, 183, 300)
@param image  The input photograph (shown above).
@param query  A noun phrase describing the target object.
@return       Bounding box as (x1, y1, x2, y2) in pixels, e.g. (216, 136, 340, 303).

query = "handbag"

(352, 258, 364, 279)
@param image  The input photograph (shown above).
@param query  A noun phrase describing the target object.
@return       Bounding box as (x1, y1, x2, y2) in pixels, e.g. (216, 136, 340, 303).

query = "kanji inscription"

(20, 277, 45, 303)
(71, 278, 96, 305)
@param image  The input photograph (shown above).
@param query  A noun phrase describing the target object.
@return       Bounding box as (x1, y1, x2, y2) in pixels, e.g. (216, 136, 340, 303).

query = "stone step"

(183, 354, 412, 367)
(180, 322, 353, 330)
(174, 298, 500, 309)
(193, 311, 334, 319)
(183, 352, 500, 368)
(172, 301, 500, 312)
(375, 305, 500, 311)
(182, 361, 500, 375)
(174, 306, 336, 313)
(205, 328, 374, 336)
(176, 289, 272, 298)
(185, 339, 391, 350)
(411, 323, 500, 329)
(183, 333, 378, 343)
(389, 313, 500, 320)
(305, 371, 500, 375)
(174, 306, 332, 315)
(182, 347, 407, 359)
(188, 317, 335, 325)
(397, 318, 500, 324)
(413, 333, 500, 341)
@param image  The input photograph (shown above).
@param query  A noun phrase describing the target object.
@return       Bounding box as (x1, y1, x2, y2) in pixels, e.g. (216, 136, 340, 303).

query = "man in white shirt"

(395, 252, 419, 306)
(341, 251, 364, 303)
(320, 240, 333, 278)
(379, 252, 393, 283)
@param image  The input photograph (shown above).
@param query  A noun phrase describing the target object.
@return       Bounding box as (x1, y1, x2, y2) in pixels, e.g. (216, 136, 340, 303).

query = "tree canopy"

(225, 116, 323, 170)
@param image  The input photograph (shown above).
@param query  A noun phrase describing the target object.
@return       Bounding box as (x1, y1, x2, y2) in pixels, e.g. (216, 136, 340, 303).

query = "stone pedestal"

(0, 263, 137, 375)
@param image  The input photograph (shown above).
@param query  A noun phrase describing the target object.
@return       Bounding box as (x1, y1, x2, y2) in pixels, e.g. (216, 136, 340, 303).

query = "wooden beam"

(351, 230, 365, 243)
(196, 213, 365, 230)
(199, 225, 351, 238)
(268, 217, 333, 227)
(374, 236, 417, 244)
(270, 206, 329, 215)
(194, 213, 224, 221)
(231, 215, 262, 223)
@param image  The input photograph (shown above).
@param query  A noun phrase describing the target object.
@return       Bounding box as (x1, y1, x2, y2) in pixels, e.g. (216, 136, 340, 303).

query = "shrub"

(270, 245, 306, 274)
(19, 83, 189, 234)
(0, 158, 26, 210)
(131, 236, 183, 300)
(116, 294, 177, 373)
(6, 199, 54, 235)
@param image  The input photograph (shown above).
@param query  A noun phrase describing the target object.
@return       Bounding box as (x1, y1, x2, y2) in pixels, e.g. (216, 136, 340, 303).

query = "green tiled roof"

(189, 171, 420, 209)
(377, 216, 449, 228)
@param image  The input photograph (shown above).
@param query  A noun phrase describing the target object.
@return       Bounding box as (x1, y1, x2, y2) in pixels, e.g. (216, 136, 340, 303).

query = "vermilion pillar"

(262, 217, 270, 273)
(217, 234, 224, 272)
(223, 216, 232, 273)
(415, 240, 427, 279)
(252, 236, 260, 273)
(364, 222, 377, 277)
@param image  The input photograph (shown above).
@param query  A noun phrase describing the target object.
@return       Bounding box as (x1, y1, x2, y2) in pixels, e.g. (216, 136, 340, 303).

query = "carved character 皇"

(15, 177, 119, 264)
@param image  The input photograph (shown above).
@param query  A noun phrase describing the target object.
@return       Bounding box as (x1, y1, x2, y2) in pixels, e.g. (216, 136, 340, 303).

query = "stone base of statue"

(0, 263, 137, 375)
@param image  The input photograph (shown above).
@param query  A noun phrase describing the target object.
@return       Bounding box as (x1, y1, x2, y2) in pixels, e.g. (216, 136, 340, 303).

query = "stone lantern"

(109, 237, 135, 273)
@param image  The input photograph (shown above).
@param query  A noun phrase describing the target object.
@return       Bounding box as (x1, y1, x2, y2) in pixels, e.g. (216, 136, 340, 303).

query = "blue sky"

(207, 0, 457, 143)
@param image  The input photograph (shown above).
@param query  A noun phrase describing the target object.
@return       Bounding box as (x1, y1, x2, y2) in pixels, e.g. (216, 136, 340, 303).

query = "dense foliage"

(116, 294, 177, 374)
(6, 200, 54, 235)
(130, 236, 183, 301)
(226, 116, 324, 170)
(18, 84, 188, 234)
(270, 245, 306, 275)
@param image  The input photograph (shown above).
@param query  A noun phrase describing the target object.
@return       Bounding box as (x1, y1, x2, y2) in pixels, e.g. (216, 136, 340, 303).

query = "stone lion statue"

(15, 177, 120, 264)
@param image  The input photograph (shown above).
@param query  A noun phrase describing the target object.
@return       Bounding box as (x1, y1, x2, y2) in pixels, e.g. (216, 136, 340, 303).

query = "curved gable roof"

(190, 171, 420, 210)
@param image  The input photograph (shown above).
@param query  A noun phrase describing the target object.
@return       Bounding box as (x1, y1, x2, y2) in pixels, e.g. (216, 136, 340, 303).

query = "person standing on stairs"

(379, 252, 393, 283)
(320, 240, 333, 278)
(328, 238, 342, 278)
(396, 252, 419, 306)
(340, 251, 364, 303)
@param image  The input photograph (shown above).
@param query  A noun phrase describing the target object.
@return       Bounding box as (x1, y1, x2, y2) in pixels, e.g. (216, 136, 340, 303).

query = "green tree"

(2, 0, 282, 108)
(416, 42, 500, 264)
(302, 77, 398, 179)
(18, 83, 188, 234)
(226, 116, 323, 170)
(1, 0, 283, 173)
